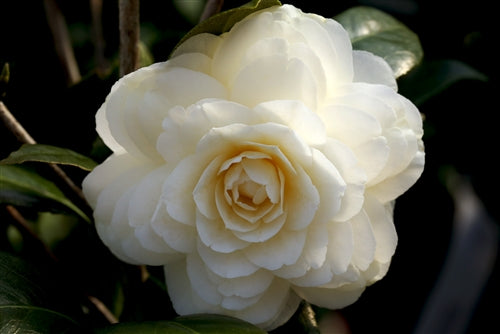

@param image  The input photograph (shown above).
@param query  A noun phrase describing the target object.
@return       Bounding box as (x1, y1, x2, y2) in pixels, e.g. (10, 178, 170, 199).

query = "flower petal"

(352, 50, 397, 90)
(320, 138, 366, 222)
(197, 240, 258, 278)
(363, 196, 397, 263)
(294, 282, 365, 309)
(231, 54, 318, 110)
(196, 210, 250, 253)
(254, 100, 326, 146)
(244, 229, 307, 270)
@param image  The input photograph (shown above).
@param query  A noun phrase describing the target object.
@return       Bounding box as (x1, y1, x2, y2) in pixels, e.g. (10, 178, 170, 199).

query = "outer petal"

(353, 50, 397, 90)
(89, 157, 173, 265)
(294, 282, 365, 309)
(363, 196, 397, 263)
(231, 54, 318, 110)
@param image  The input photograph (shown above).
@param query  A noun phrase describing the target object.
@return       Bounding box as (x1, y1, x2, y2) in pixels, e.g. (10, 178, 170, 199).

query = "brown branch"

(0, 101, 36, 144)
(119, 0, 140, 77)
(43, 0, 81, 86)
(0, 101, 90, 212)
(199, 0, 224, 22)
(90, 0, 110, 77)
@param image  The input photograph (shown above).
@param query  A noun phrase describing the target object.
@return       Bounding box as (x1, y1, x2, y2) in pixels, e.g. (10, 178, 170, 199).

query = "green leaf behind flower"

(0, 252, 81, 333)
(174, 0, 281, 52)
(397, 59, 488, 106)
(1, 143, 97, 171)
(335, 6, 423, 78)
(0, 165, 90, 222)
(95, 314, 266, 334)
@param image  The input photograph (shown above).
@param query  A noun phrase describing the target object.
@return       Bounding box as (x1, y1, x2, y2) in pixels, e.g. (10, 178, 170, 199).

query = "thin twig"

(90, 0, 110, 77)
(119, 0, 140, 77)
(88, 295, 119, 324)
(5, 205, 59, 262)
(0, 101, 90, 211)
(199, 0, 224, 22)
(43, 0, 81, 86)
(0, 101, 36, 144)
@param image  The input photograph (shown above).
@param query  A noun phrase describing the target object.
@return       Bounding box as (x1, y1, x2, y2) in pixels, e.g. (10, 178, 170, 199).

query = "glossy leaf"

(96, 314, 266, 334)
(0, 306, 81, 334)
(1, 143, 97, 171)
(174, 0, 281, 50)
(173, 314, 267, 334)
(95, 321, 196, 334)
(397, 59, 488, 106)
(336, 6, 423, 78)
(0, 251, 47, 306)
(0, 252, 82, 333)
(0, 165, 90, 222)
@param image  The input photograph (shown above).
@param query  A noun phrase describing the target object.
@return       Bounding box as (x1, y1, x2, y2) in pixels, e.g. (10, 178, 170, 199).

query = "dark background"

(1, 1, 498, 333)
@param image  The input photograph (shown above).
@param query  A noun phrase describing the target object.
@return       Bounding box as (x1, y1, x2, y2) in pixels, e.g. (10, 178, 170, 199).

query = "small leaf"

(173, 314, 267, 334)
(0, 305, 81, 334)
(336, 6, 423, 78)
(0, 165, 90, 222)
(174, 0, 281, 51)
(397, 59, 488, 106)
(1, 143, 97, 171)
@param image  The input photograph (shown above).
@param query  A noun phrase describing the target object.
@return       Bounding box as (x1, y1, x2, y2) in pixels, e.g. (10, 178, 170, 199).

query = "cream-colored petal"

(295, 11, 354, 89)
(369, 149, 425, 203)
(151, 206, 197, 253)
(164, 259, 221, 315)
(319, 138, 366, 222)
(352, 50, 397, 90)
(305, 149, 345, 224)
(233, 212, 286, 243)
(196, 210, 250, 253)
(197, 240, 258, 278)
(154, 67, 227, 107)
(217, 269, 274, 298)
(254, 100, 326, 146)
(243, 229, 307, 270)
(186, 253, 223, 306)
(284, 164, 319, 231)
(350, 210, 376, 271)
(212, 6, 307, 85)
(162, 154, 206, 225)
(363, 196, 397, 263)
(294, 282, 365, 309)
(321, 104, 382, 147)
(231, 54, 318, 110)
(233, 277, 300, 330)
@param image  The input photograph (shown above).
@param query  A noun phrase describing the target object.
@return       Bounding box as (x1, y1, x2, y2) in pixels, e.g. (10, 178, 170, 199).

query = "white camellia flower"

(83, 4, 424, 330)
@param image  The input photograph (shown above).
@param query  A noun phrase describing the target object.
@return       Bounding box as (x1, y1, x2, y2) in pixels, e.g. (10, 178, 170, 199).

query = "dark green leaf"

(173, 314, 267, 334)
(0, 305, 82, 334)
(397, 59, 488, 106)
(0, 252, 48, 306)
(95, 315, 267, 334)
(174, 0, 281, 51)
(95, 321, 196, 334)
(1, 143, 97, 171)
(335, 6, 423, 78)
(0, 165, 90, 222)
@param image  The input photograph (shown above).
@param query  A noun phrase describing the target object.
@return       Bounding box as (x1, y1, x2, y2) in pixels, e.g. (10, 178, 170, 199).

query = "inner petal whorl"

(217, 151, 285, 231)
